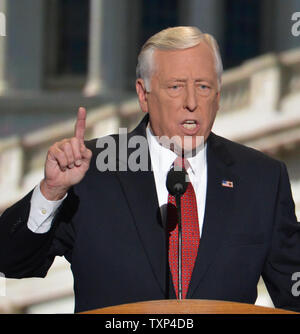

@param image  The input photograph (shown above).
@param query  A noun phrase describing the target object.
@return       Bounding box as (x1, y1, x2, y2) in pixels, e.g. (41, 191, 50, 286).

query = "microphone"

(166, 167, 188, 300)
(166, 167, 188, 197)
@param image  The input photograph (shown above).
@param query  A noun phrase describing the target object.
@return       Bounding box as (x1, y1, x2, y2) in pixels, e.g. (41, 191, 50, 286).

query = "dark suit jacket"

(0, 114, 300, 313)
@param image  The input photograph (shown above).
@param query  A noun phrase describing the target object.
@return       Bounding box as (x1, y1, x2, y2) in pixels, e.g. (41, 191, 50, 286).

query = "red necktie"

(167, 157, 200, 299)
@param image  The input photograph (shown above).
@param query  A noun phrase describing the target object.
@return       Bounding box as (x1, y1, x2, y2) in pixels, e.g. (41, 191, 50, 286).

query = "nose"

(184, 85, 197, 112)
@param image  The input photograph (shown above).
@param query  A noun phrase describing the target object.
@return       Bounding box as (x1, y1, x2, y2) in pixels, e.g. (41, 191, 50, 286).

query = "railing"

(1, 47, 300, 213)
(0, 48, 300, 313)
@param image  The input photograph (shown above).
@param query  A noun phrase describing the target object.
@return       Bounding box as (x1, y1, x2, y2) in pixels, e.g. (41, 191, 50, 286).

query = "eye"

(167, 84, 183, 95)
(197, 84, 211, 96)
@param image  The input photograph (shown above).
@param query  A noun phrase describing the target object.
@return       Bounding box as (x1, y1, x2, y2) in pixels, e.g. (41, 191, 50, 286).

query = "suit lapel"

(113, 117, 237, 299)
(115, 115, 168, 297)
(187, 133, 237, 298)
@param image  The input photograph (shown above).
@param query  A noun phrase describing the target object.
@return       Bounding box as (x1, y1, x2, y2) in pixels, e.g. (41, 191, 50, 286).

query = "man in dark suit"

(0, 26, 300, 313)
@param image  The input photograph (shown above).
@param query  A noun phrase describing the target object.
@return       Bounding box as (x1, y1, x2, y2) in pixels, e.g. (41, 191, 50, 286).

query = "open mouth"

(180, 119, 200, 136)
(182, 120, 198, 130)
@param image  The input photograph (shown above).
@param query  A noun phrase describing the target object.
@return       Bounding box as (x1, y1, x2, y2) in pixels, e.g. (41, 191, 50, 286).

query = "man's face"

(136, 42, 220, 152)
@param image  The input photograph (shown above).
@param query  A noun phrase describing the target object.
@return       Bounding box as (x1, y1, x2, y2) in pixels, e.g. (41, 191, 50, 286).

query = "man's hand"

(40, 107, 92, 201)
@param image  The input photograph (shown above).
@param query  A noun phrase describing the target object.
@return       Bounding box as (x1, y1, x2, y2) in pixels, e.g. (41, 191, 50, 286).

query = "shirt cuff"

(27, 183, 67, 233)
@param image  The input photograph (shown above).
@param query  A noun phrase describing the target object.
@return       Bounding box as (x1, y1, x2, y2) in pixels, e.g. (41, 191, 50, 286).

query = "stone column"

(4, 0, 45, 92)
(179, 0, 225, 48)
(84, 0, 130, 97)
(83, 0, 105, 96)
(0, 0, 7, 93)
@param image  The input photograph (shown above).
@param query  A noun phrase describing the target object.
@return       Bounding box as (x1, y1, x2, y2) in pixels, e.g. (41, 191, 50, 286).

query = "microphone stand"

(175, 194, 182, 300)
(166, 166, 187, 301)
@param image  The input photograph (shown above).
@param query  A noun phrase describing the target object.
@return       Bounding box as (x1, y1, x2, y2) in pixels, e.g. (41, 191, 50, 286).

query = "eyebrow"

(166, 78, 187, 83)
(166, 78, 214, 85)
(167, 77, 213, 82)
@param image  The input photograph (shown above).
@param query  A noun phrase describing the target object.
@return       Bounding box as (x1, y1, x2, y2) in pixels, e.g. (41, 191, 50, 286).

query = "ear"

(215, 89, 221, 112)
(136, 79, 149, 113)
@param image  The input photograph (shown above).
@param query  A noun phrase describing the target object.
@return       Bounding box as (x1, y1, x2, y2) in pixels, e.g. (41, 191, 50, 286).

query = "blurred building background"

(0, 0, 299, 313)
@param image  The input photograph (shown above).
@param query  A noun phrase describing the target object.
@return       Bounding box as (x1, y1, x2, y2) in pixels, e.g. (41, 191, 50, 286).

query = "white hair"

(136, 26, 223, 92)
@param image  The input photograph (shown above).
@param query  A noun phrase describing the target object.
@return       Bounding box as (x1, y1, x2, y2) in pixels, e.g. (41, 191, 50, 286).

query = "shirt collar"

(146, 125, 207, 175)
(146, 126, 177, 174)
(186, 144, 207, 176)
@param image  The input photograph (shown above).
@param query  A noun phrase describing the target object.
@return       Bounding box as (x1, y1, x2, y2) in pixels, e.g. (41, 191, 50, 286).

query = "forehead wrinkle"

(165, 77, 215, 85)
(167, 78, 187, 82)
(152, 45, 219, 88)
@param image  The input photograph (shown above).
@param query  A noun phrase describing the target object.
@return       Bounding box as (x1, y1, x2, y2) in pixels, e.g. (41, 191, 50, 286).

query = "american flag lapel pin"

(222, 180, 234, 188)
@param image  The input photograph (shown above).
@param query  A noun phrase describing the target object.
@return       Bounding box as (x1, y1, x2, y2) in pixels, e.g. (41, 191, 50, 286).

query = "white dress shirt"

(28, 182, 66, 233)
(146, 127, 207, 236)
(28, 128, 208, 236)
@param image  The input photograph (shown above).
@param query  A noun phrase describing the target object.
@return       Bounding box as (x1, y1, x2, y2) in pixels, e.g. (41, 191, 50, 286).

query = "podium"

(81, 299, 298, 314)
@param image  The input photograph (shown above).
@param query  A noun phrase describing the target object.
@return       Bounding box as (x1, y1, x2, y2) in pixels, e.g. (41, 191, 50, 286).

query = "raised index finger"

(75, 107, 86, 142)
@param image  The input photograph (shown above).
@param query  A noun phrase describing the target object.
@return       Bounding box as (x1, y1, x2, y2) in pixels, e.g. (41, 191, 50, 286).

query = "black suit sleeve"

(262, 162, 300, 312)
(0, 188, 77, 279)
